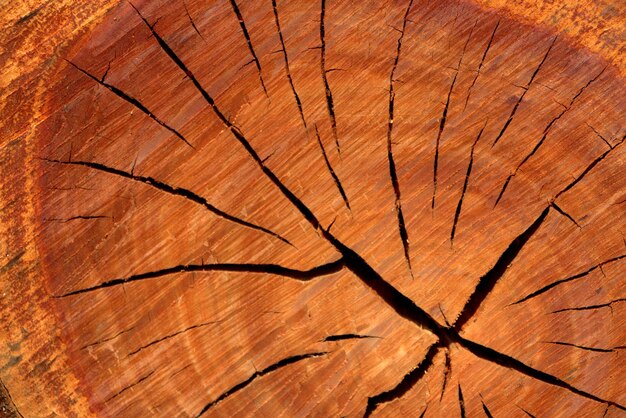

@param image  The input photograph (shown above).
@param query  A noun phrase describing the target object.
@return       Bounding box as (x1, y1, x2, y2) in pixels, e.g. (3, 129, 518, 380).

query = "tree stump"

(1, 0, 625, 417)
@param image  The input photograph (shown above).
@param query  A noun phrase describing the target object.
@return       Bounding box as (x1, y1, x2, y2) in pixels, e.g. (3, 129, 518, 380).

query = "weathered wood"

(1, 1, 624, 417)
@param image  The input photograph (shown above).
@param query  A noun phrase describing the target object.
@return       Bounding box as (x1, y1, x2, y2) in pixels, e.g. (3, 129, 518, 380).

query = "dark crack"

(105, 370, 155, 402)
(386, 0, 415, 279)
(464, 21, 499, 110)
(196, 351, 329, 416)
(272, 0, 306, 127)
(322, 334, 379, 342)
(128, 319, 223, 356)
(228, 0, 268, 96)
(315, 125, 350, 210)
(494, 66, 607, 207)
(457, 384, 466, 418)
(551, 298, 626, 314)
(319, 0, 339, 151)
(43, 158, 291, 245)
(363, 343, 441, 417)
(66, 60, 194, 148)
(492, 36, 557, 147)
(512, 253, 626, 305)
(451, 122, 486, 244)
(545, 341, 617, 353)
(56, 258, 346, 297)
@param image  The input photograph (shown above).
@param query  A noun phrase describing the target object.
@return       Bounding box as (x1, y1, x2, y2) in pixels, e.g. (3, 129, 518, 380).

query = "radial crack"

(44, 158, 291, 245)
(105, 370, 155, 402)
(481, 399, 494, 418)
(453, 206, 550, 330)
(228, 0, 268, 96)
(387, 0, 415, 278)
(440, 349, 452, 401)
(512, 253, 626, 305)
(315, 125, 350, 210)
(464, 21, 499, 110)
(81, 326, 136, 350)
(550, 202, 581, 228)
(183, 1, 205, 41)
(458, 384, 466, 418)
(455, 335, 626, 411)
(451, 123, 486, 244)
(551, 298, 626, 314)
(66, 60, 194, 148)
(319, 0, 340, 151)
(272, 0, 306, 127)
(494, 66, 606, 207)
(128, 319, 222, 356)
(363, 343, 441, 417)
(492, 36, 557, 147)
(322, 334, 379, 342)
(196, 352, 329, 416)
(56, 258, 346, 297)
(544, 341, 615, 353)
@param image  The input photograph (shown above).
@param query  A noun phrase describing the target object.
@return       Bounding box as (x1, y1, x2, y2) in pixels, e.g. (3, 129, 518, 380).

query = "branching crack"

(451, 123, 486, 244)
(512, 253, 626, 305)
(56, 258, 346, 297)
(494, 66, 607, 207)
(196, 351, 329, 416)
(65, 60, 194, 148)
(464, 21, 499, 110)
(491, 36, 557, 147)
(319, 0, 340, 151)
(271, 0, 306, 127)
(386, 0, 415, 279)
(43, 158, 291, 245)
(315, 125, 350, 210)
(228, 0, 268, 96)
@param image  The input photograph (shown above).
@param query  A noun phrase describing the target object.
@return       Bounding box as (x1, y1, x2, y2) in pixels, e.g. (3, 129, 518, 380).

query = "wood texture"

(1, 0, 625, 417)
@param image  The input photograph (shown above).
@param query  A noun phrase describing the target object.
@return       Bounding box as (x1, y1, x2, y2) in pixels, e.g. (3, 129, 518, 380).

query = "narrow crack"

(544, 341, 616, 353)
(66, 60, 194, 148)
(128, 319, 223, 356)
(228, 0, 268, 96)
(55, 258, 345, 297)
(518, 406, 536, 417)
(451, 123, 486, 244)
(319, 0, 339, 151)
(549, 202, 581, 228)
(457, 384, 466, 418)
(45, 215, 109, 223)
(196, 351, 329, 416)
(315, 125, 350, 210)
(80, 326, 136, 350)
(492, 36, 557, 147)
(551, 298, 626, 314)
(440, 349, 452, 401)
(481, 398, 494, 418)
(363, 342, 442, 417)
(271, 0, 306, 127)
(0, 378, 24, 418)
(387, 0, 415, 279)
(494, 66, 607, 207)
(464, 21, 499, 110)
(105, 370, 155, 402)
(512, 253, 626, 305)
(183, 1, 205, 41)
(554, 134, 625, 200)
(322, 334, 379, 342)
(453, 206, 550, 331)
(586, 124, 613, 149)
(43, 158, 291, 245)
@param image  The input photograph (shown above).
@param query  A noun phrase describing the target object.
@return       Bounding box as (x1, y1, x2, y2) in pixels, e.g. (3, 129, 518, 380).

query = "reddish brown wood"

(1, 0, 625, 417)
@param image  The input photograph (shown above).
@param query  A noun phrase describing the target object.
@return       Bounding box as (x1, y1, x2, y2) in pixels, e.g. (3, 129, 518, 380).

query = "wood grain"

(1, 0, 624, 417)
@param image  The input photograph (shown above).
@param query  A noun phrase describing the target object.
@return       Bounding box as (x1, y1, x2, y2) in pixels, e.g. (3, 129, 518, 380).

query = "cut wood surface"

(1, 0, 625, 417)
